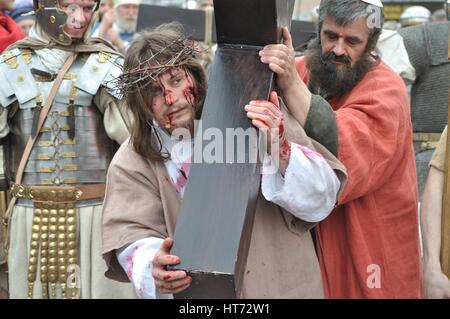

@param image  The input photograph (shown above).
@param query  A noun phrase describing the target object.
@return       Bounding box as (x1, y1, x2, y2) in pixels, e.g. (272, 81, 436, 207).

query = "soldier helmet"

(32, 0, 101, 46)
(399, 6, 431, 27)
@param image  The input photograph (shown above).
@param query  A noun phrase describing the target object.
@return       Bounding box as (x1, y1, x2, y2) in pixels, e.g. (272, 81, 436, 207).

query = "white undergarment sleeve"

(116, 237, 173, 299)
(261, 142, 340, 223)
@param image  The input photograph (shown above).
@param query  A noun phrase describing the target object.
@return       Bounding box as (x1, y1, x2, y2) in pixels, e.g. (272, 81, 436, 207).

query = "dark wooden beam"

(136, 3, 315, 49)
(169, 0, 295, 299)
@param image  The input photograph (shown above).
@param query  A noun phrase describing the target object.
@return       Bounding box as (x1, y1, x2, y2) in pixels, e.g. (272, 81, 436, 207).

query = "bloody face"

(149, 66, 197, 131)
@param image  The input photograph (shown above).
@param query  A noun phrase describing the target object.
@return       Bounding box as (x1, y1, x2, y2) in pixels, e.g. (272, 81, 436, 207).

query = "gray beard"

(116, 17, 137, 33)
(304, 38, 376, 100)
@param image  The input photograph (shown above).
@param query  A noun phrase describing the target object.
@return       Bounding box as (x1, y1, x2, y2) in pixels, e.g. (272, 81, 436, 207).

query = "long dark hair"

(124, 23, 207, 162)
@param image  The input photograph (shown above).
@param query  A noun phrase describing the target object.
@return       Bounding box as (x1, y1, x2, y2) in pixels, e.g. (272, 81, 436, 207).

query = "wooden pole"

(0, 191, 6, 264)
(440, 23, 450, 278)
(0, 145, 6, 264)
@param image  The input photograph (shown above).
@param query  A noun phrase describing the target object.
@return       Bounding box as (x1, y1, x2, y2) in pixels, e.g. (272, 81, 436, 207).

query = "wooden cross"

(136, 3, 315, 50)
(169, 0, 295, 299)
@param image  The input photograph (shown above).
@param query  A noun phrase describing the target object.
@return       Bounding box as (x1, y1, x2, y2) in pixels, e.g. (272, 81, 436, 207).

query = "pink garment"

(296, 57, 422, 298)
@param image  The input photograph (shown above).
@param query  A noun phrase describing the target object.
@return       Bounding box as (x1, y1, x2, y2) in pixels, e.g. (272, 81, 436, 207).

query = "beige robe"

(102, 108, 347, 298)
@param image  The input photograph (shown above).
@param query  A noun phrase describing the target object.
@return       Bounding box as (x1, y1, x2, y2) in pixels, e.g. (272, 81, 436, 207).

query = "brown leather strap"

(77, 184, 106, 200)
(5, 54, 78, 221)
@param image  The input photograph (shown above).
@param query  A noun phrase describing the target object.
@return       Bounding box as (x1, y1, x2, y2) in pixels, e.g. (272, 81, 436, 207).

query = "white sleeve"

(116, 237, 173, 299)
(0, 108, 9, 139)
(377, 29, 416, 84)
(261, 142, 340, 223)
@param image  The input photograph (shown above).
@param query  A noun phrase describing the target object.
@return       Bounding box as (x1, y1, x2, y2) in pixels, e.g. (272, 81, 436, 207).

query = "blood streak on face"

(158, 77, 175, 107)
(151, 67, 198, 129)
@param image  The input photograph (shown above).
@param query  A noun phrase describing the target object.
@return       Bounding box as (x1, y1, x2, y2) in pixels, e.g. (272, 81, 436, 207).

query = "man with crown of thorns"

(101, 22, 348, 299)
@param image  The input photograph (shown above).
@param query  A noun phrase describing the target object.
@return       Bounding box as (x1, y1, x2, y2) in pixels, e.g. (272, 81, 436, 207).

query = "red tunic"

(0, 12, 24, 53)
(296, 57, 422, 298)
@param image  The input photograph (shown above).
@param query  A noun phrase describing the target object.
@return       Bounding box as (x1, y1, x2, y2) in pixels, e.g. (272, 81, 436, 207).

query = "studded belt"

(10, 183, 106, 202)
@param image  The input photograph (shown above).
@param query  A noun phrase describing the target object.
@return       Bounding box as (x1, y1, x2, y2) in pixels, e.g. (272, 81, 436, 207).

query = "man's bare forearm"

(281, 78, 312, 128)
(421, 166, 445, 269)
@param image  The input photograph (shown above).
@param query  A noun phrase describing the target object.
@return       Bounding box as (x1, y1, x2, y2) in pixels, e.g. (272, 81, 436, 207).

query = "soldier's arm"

(94, 86, 133, 145)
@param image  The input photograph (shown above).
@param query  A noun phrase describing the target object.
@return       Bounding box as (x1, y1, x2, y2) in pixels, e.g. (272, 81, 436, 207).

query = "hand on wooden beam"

(245, 91, 290, 175)
(259, 27, 300, 94)
(259, 27, 312, 128)
(152, 237, 192, 294)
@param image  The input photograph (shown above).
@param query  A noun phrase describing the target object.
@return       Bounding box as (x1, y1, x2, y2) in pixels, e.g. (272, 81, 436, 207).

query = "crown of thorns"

(110, 36, 200, 97)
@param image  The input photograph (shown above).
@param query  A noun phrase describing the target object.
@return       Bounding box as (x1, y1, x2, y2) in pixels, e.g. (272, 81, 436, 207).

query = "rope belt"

(9, 183, 105, 299)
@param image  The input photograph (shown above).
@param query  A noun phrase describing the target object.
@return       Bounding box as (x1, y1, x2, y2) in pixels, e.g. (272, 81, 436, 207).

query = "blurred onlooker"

(400, 6, 431, 28)
(0, 0, 23, 52)
(101, 0, 115, 17)
(92, 0, 114, 33)
(383, 20, 399, 30)
(9, 5, 34, 36)
(94, 0, 140, 53)
(199, 0, 212, 8)
(310, 5, 319, 27)
(149, 0, 183, 6)
(431, 9, 447, 23)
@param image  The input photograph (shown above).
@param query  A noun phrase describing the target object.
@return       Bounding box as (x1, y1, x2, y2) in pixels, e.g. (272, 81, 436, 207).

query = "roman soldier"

(0, 0, 135, 298)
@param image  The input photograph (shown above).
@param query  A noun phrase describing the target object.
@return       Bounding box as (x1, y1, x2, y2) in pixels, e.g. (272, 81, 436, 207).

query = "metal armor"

(0, 49, 122, 195)
(0, 48, 123, 298)
(398, 22, 450, 194)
